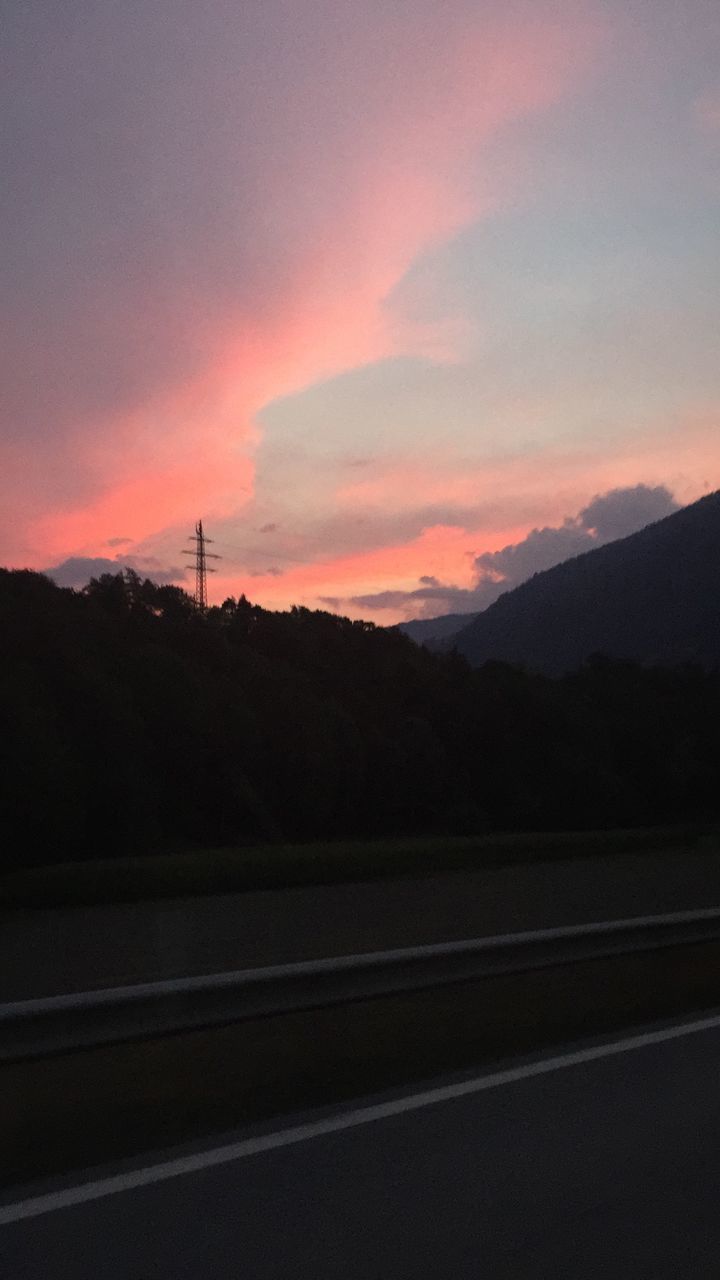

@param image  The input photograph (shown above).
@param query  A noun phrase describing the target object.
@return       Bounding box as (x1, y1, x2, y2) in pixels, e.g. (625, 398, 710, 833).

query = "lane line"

(3, 1009, 720, 1226)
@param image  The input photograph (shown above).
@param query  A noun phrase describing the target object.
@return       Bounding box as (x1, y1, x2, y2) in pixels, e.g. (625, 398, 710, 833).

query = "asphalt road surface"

(3, 1013, 720, 1278)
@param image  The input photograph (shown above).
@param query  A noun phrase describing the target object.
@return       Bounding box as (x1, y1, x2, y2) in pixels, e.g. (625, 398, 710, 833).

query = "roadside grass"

(2, 825, 719, 909)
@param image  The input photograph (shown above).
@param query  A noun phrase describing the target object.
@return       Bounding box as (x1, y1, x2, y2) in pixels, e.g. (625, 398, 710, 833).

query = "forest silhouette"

(2, 566, 720, 870)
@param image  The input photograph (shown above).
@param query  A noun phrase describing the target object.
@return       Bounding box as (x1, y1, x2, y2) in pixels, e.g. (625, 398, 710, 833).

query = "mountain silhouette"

(400, 611, 476, 647)
(449, 489, 720, 673)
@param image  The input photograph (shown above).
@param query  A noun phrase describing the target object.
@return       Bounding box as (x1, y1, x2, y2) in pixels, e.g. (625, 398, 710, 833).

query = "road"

(3, 1013, 720, 1278)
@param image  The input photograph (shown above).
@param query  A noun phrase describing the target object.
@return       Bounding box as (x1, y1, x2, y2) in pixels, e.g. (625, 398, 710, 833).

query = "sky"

(3, 0, 719, 621)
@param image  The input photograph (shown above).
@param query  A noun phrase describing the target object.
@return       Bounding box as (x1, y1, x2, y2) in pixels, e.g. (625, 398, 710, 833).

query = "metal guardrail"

(3, 908, 720, 1064)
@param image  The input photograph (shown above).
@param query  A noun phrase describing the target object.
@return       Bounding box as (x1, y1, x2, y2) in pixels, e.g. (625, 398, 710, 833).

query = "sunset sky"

(3, 0, 719, 621)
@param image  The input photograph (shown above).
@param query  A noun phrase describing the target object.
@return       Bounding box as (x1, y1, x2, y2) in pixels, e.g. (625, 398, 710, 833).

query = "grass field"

(2, 825, 719, 909)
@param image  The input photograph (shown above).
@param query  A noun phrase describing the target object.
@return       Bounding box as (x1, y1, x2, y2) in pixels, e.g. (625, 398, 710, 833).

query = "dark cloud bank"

(45, 556, 184, 589)
(332, 484, 680, 620)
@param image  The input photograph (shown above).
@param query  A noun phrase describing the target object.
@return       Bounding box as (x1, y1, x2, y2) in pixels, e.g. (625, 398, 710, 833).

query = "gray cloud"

(210, 499, 505, 586)
(578, 485, 679, 540)
(45, 556, 185, 590)
(472, 484, 679, 594)
(336, 484, 679, 620)
(235, 499, 508, 566)
(333, 584, 477, 614)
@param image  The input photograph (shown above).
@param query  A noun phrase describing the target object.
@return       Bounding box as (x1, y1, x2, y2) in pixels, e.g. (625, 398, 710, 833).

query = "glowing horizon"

(3, 0, 719, 622)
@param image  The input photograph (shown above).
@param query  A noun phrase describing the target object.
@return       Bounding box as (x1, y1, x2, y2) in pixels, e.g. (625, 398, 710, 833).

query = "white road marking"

(3, 1009, 720, 1226)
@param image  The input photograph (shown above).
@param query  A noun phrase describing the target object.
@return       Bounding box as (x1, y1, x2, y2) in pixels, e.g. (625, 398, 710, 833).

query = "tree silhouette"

(1, 567, 719, 872)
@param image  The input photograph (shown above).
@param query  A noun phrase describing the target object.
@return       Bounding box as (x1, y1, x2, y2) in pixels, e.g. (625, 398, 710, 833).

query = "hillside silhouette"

(2, 566, 720, 870)
(450, 490, 720, 673)
(401, 611, 476, 648)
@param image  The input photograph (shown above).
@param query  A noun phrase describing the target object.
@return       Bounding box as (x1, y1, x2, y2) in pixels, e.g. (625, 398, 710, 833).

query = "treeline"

(2, 567, 720, 870)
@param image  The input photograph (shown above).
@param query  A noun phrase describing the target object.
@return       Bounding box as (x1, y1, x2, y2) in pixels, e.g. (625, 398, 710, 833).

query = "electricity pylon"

(182, 520, 220, 610)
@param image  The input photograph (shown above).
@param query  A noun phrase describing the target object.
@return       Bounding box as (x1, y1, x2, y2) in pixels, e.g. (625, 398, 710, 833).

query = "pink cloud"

(211, 408, 720, 619)
(5, 1, 608, 567)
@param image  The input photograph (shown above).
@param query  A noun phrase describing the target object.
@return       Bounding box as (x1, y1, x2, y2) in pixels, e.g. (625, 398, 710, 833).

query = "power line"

(212, 526, 387, 568)
(212, 539, 311, 566)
